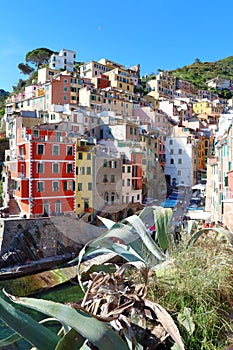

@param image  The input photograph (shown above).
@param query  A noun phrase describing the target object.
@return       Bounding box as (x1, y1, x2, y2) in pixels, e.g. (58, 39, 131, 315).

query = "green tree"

(194, 58, 201, 64)
(18, 63, 34, 75)
(25, 48, 55, 68)
(12, 79, 26, 93)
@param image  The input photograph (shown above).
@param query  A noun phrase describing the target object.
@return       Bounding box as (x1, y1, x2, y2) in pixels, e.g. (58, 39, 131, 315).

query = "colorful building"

(4, 123, 76, 218)
(76, 139, 95, 221)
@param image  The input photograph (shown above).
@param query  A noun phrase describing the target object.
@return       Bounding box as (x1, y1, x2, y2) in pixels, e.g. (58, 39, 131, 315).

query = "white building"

(165, 125, 198, 187)
(206, 77, 231, 90)
(49, 49, 76, 72)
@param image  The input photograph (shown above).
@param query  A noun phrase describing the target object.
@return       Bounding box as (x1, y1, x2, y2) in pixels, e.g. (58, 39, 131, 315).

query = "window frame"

(52, 181, 59, 192)
(37, 144, 44, 155)
(37, 181, 44, 192)
(53, 144, 60, 156)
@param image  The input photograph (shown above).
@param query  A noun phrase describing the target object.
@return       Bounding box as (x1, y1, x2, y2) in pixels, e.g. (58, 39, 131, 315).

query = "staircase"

(8, 198, 20, 216)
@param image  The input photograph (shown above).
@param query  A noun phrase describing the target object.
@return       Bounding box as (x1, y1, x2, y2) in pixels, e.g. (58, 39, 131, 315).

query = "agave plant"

(0, 205, 232, 349)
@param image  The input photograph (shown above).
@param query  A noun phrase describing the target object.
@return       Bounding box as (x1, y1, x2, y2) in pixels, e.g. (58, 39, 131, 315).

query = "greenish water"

(1, 282, 84, 349)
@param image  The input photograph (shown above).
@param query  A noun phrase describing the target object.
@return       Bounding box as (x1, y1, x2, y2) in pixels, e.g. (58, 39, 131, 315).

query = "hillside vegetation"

(171, 56, 233, 97)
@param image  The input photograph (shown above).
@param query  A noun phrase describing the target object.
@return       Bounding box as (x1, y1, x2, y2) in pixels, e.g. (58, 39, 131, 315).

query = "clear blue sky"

(1, 0, 233, 92)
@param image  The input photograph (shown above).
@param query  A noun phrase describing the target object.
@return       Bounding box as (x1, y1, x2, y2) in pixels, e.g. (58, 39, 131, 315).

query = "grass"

(147, 232, 233, 349)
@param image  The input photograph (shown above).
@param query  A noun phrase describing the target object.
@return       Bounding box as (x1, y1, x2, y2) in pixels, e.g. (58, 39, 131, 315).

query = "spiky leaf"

(0, 295, 59, 349)
(6, 292, 129, 350)
(153, 207, 173, 250)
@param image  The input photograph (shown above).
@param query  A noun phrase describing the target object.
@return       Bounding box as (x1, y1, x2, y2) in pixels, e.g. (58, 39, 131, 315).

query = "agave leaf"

(145, 299, 185, 350)
(80, 342, 92, 349)
(138, 205, 157, 220)
(55, 328, 85, 350)
(124, 334, 144, 350)
(97, 215, 119, 230)
(5, 292, 129, 350)
(187, 227, 233, 247)
(0, 296, 60, 350)
(124, 215, 166, 262)
(177, 307, 195, 335)
(153, 207, 173, 251)
(186, 220, 198, 236)
(0, 332, 22, 347)
(90, 241, 145, 262)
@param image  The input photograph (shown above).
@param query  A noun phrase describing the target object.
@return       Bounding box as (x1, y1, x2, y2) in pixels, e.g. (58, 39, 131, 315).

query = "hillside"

(0, 89, 9, 102)
(0, 89, 9, 116)
(170, 56, 233, 97)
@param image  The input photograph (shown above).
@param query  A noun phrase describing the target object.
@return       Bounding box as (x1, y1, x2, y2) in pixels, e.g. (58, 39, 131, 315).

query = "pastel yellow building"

(104, 68, 134, 93)
(76, 139, 95, 220)
(193, 100, 222, 116)
(101, 88, 133, 117)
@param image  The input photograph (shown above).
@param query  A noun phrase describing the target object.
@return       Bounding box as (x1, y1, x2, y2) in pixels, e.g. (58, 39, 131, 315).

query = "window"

(103, 174, 108, 183)
(53, 163, 59, 173)
(87, 167, 91, 175)
(122, 179, 125, 186)
(127, 179, 130, 186)
(78, 183, 82, 191)
(178, 159, 182, 164)
(80, 167, 85, 175)
(64, 180, 75, 191)
(37, 181, 44, 192)
(170, 159, 174, 164)
(64, 87, 68, 92)
(33, 130, 39, 137)
(67, 146, 73, 156)
(88, 183, 92, 190)
(111, 175, 115, 183)
(56, 132, 61, 142)
(37, 144, 44, 155)
(76, 166, 78, 175)
(169, 140, 173, 145)
(110, 160, 117, 168)
(53, 145, 60, 155)
(178, 149, 182, 154)
(122, 166, 125, 173)
(55, 200, 61, 214)
(170, 149, 174, 155)
(67, 164, 73, 173)
(52, 181, 59, 192)
(87, 153, 91, 160)
(127, 166, 131, 173)
(37, 163, 44, 173)
(64, 181, 67, 191)
(78, 152, 83, 160)
(103, 159, 108, 167)
(104, 192, 109, 204)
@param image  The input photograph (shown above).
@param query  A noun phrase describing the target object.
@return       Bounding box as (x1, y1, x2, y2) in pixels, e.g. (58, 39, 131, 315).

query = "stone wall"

(0, 216, 106, 259)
